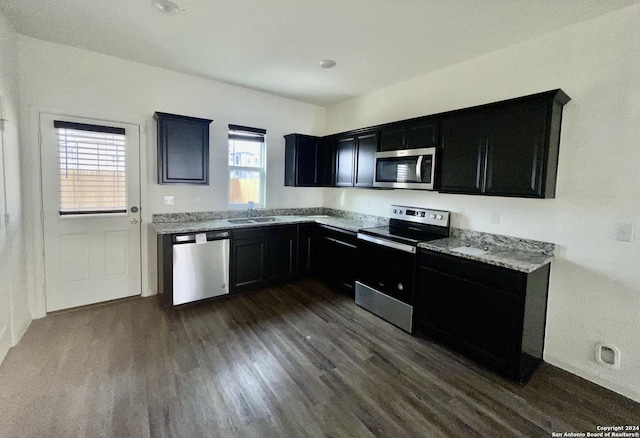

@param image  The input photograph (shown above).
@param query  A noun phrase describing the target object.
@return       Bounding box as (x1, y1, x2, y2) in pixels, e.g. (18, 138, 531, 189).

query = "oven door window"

(376, 155, 432, 183)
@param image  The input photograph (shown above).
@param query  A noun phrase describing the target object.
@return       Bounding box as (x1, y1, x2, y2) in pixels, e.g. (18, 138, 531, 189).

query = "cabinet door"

(296, 224, 316, 276)
(318, 138, 336, 186)
(155, 112, 212, 185)
(230, 239, 265, 291)
(380, 126, 406, 151)
(415, 267, 464, 341)
(485, 99, 548, 197)
(460, 280, 523, 366)
(266, 235, 296, 281)
(354, 132, 378, 187)
(406, 119, 439, 149)
(439, 111, 488, 193)
(335, 136, 355, 186)
(295, 137, 319, 186)
(317, 232, 357, 294)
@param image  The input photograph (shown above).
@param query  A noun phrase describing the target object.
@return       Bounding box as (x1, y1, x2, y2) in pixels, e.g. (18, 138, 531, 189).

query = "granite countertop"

(153, 215, 381, 235)
(418, 236, 554, 273)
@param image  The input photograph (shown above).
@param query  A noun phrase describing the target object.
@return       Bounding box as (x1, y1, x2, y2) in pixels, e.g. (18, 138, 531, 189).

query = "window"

(228, 124, 266, 208)
(55, 121, 127, 215)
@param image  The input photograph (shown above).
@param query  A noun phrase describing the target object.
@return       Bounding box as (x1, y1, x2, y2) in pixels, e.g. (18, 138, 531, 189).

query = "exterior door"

(39, 113, 142, 312)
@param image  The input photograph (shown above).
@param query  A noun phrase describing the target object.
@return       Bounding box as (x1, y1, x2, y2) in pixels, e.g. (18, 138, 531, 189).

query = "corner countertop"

(152, 215, 382, 235)
(418, 237, 554, 273)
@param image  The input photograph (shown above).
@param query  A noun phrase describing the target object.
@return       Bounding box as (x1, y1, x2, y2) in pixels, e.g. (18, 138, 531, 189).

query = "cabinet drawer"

(418, 249, 524, 293)
(231, 224, 296, 240)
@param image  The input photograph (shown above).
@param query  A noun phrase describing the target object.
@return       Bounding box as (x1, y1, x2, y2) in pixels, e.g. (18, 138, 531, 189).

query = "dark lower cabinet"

(296, 223, 317, 277)
(230, 225, 296, 293)
(231, 239, 265, 291)
(315, 225, 358, 295)
(415, 249, 550, 383)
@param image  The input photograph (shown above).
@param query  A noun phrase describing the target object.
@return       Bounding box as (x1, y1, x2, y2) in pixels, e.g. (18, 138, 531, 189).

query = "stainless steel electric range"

(355, 205, 450, 332)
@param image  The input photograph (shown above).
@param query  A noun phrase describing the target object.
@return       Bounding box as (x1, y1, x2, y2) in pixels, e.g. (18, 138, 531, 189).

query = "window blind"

(55, 121, 127, 215)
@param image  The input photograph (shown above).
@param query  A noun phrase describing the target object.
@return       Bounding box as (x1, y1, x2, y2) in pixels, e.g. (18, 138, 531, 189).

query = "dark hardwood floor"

(0, 279, 638, 438)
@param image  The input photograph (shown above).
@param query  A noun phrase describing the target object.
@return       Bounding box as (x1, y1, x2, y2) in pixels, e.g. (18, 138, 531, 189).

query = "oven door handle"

(357, 233, 416, 254)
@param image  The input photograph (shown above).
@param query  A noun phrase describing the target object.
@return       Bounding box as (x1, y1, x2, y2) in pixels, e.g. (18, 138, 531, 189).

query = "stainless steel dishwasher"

(172, 231, 230, 305)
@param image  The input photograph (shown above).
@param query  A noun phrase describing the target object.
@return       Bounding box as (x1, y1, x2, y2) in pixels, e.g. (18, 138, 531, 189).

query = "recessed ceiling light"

(319, 59, 337, 69)
(151, 0, 182, 14)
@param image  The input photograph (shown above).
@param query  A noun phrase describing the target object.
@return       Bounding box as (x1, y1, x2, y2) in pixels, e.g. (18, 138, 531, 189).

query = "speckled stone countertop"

(418, 229, 555, 273)
(152, 208, 388, 235)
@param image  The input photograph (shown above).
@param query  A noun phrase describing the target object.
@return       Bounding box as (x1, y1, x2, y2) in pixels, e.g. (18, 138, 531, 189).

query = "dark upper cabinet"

(354, 132, 378, 187)
(380, 118, 439, 151)
(439, 109, 488, 194)
(334, 131, 378, 187)
(439, 90, 569, 198)
(154, 112, 212, 185)
(484, 98, 549, 197)
(335, 136, 356, 187)
(284, 134, 335, 187)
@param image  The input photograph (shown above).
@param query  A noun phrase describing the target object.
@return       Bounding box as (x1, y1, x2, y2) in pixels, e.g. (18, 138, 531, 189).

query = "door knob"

(131, 218, 139, 224)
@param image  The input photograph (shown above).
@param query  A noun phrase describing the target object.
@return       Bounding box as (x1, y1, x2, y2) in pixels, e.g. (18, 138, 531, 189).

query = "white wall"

(0, 11, 31, 365)
(17, 36, 326, 312)
(324, 5, 640, 402)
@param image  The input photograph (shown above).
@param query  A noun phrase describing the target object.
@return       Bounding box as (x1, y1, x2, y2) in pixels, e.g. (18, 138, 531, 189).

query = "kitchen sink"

(227, 217, 279, 224)
(227, 219, 254, 224)
(252, 217, 278, 223)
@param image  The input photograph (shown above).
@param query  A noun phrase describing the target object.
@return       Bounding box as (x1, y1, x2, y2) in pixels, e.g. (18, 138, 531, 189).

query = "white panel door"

(40, 113, 142, 312)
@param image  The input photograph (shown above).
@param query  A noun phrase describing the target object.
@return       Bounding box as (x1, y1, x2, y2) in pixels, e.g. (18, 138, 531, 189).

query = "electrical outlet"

(489, 210, 500, 224)
(616, 223, 634, 242)
(164, 196, 174, 206)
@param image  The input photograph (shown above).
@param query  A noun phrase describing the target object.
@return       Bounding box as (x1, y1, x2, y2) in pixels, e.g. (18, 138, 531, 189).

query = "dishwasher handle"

(173, 231, 230, 244)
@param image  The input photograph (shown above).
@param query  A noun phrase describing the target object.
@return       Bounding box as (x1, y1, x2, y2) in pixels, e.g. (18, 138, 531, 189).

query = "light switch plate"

(164, 196, 174, 206)
(616, 223, 634, 242)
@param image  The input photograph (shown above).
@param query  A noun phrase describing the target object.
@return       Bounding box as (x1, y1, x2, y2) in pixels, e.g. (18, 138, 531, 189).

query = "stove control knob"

(436, 214, 443, 220)
(397, 283, 404, 291)
(392, 209, 397, 214)
(429, 214, 436, 219)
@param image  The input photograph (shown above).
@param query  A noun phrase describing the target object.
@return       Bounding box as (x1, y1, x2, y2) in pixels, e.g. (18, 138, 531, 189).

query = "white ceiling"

(2, 0, 639, 107)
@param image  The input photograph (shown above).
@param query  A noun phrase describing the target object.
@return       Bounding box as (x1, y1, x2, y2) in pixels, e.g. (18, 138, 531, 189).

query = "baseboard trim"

(545, 354, 640, 404)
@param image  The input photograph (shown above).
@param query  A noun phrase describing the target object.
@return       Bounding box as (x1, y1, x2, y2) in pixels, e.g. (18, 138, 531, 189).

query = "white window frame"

(228, 125, 266, 209)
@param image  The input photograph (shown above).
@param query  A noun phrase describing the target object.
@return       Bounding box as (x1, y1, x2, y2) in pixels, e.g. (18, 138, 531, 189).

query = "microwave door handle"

(416, 155, 423, 182)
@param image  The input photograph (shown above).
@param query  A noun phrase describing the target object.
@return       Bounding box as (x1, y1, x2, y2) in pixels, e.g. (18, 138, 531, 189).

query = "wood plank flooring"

(0, 279, 638, 437)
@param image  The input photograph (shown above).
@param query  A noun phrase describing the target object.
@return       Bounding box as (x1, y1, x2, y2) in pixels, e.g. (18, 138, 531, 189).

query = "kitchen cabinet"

(230, 225, 297, 293)
(439, 109, 488, 194)
(316, 225, 358, 295)
(154, 112, 212, 185)
(439, 89, 569, 198)
(296, 223, 317, 277)
(284, 134, 334, 187)
(415, 249, 551, 383)
(380, 117, 439, 151)
(333, 131, 378, 188)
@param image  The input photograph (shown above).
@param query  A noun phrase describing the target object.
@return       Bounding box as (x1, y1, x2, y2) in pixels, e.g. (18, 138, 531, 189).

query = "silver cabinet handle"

(131, 218, 139, 224)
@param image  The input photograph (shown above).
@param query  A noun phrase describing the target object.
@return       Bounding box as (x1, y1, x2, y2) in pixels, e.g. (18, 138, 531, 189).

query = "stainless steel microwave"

(373, 147, 437, 190)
